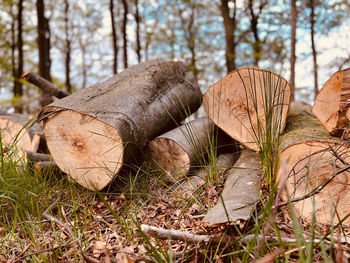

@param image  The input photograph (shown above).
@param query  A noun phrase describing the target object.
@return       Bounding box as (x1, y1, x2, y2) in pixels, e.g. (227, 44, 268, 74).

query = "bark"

(0, 113, 43, 154)
(110, 0, 118, 74)
(204, 150, 261, 225)
(175, 153, 239, 196)
(277, 109, 350, 225)
(290, 0, 297, 101)
(203, 67, 291, 151)
(64, 0, 71, 93)
(134, 0, 141, 63)
(220, 0, 237, 73)
(310, 0, 318, 99)
(147, 117, 236, 180)
(36, 0, 53, 107)
(312, 68, 350, 138)
(39, 60, 201, 190)
(121, 0, 128, 68)
(25, 151, 52, 162)
(22, 71, 70, 99)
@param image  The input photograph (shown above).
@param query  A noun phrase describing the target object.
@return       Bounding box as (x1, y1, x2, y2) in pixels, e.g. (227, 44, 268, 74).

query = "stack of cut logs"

(2, 59, 350, 225)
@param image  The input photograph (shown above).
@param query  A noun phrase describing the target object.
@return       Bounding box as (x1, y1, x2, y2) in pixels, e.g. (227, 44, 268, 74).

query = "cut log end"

(148, 138, 190, 179)
(277, 142, 350, 225)
(203, 67, 290, 151)
(312, 68, 350, 138)
(41, 110, 124, 190)
(0, 114, 41, 154)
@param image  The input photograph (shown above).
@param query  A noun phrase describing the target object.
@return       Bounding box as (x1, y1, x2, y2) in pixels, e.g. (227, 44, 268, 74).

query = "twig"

(42, 193, 64, 226)
(21, 71, 70, 99)
(41, 194, 85, 262)
(240, 234, 323, 244)
(256, 247, 285, 263)
(11, 243, 72, 263)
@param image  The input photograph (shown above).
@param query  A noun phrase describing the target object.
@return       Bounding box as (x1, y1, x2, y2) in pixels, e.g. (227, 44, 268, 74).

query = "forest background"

(1, 0, 350, 112)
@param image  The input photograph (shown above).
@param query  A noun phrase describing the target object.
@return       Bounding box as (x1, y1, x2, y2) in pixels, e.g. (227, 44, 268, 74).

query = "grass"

(1, 69, 350, 262)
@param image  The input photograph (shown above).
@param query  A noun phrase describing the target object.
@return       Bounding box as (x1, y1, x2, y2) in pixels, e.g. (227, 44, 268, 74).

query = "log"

(203, 68, 291, 151)
(312, 67, 350, 138)
(39, 59, 201, 190)
(0, 113, 43, 154)
(276, 108, 350, 225)
(203, 150, 261, 225)
(176, 152, 239, 196)
(25, 151, 52, 162)
(146, 117, 236, 180)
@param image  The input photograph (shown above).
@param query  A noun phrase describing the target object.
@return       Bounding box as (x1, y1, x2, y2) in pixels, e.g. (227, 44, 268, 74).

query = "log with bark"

(312, 67, 350, 138)
(276, 107, 350, 225)
(0, 113, 43, 155)
(39, 59, 201, 190)
(146, 116, 236, 181)
(203, 68, 291, 151)
(176, 152, 239, 197)
(203, 150, 261, 225)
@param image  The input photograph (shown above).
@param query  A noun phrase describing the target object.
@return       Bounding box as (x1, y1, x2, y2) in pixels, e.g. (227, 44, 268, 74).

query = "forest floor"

(1, 155, 350, 263)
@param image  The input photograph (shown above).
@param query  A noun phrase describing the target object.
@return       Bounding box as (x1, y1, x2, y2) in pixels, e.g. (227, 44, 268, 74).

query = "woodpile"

(38, 59, 201, 190)
(2, 60, 349, 226)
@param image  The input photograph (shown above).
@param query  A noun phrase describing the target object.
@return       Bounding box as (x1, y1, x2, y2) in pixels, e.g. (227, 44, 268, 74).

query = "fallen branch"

(21, 71, 70, 99)
(140, 224, 229, 245)
(141, 224, 324, 246)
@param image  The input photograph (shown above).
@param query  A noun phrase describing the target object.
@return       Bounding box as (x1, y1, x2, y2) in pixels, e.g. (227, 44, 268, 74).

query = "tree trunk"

(147, 117, 235, 181)
(121, 0, 128, 69)
(16, 0, 24, 112)
(36, 0, 53, 107)
(203, 68, 291, 151)
(10, 2, 18, 111)
(39, 60, 201, 190)
(290, 0, 297, 101)
(110, 0, 118, 74)
(220, 0, 237, 73)
(310, 0, 318, 99)
(277, 109, 350, 225)
(204, 150, 261, 225)
(312, 67, 350, 138)
(134, 0, 141, 63)
(0, 113, 43, 154)
(64, 0, 71, 93)
(247, 0, 267, 67)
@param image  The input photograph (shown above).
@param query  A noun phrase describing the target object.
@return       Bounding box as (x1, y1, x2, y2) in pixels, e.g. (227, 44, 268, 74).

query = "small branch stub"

(21, 71, 70, 99)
